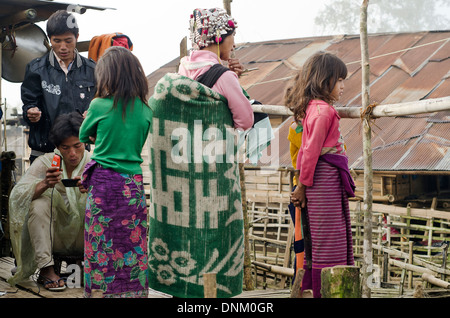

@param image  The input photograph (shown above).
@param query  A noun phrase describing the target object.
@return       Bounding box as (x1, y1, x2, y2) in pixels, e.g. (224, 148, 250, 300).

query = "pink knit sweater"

(178, 50, 254, 130)
(296, 99, 346, 187)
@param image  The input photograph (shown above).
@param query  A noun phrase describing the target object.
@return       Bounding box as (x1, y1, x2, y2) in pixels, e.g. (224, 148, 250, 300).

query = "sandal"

(38, 275, 66, 292)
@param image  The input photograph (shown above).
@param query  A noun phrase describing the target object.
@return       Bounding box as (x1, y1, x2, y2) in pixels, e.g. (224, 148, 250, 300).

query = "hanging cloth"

(88, 33, 133, 62)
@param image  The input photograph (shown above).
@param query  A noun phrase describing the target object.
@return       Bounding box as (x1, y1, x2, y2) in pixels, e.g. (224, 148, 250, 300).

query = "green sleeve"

(79, 100, 101, 144)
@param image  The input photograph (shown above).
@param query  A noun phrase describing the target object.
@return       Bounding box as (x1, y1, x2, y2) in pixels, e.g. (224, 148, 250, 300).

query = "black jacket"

(21, 50, 96, 153)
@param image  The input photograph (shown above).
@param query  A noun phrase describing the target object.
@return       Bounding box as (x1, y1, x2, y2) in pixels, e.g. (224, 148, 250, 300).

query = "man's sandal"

(38, 275, 66, 292)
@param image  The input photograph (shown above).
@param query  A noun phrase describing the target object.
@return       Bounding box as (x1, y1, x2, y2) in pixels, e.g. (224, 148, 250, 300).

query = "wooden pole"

(251, 96, 450, 118)
(290, 268, 305, 298)
(252, 261, 294, 276)
(224, 0, 254, 292)
(421, 273, 450, 289)
(241, 160, 254, 291)
(360, 0, 373, 299)
(337, 97, 450, 118)
(408, 241, 414, 289)
(203, 273, 217, 298)
(223, 0, 233, 15)
(178, 36, 188, 71)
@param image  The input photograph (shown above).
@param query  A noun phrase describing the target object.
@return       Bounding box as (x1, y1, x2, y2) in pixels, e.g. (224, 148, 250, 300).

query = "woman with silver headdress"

(180, 7, 254, 130)
(147, 8, 253, 298)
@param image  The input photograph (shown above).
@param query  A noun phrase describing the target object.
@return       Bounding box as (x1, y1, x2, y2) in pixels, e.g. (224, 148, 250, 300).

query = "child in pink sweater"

(285, 51, 355, 298)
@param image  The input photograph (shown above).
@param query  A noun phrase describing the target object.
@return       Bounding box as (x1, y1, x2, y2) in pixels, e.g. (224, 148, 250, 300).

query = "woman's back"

(79, 96, 152, 174)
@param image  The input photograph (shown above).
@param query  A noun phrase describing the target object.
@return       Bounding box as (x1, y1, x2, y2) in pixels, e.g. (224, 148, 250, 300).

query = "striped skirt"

(82, 161, 149, 298)
(301, 159, 354, 297)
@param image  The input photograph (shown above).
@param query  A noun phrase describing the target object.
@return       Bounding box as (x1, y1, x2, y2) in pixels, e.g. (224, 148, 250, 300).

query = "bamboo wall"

(243, 168, 450, 293)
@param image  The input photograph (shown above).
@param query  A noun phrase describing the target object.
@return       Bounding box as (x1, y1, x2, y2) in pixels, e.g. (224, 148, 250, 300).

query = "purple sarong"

(82, 160, 148, 298)
(301, 158, 354, 298)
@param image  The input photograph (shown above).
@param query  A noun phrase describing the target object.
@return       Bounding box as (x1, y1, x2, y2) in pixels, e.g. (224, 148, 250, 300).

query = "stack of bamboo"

(350, 200, 450, 297)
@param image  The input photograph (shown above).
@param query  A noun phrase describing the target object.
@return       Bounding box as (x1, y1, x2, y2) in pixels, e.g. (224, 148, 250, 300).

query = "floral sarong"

(82, 160, 148, 298)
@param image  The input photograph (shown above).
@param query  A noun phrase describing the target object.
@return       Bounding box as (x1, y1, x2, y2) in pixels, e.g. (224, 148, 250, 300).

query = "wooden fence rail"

(251, 96, 450, 118)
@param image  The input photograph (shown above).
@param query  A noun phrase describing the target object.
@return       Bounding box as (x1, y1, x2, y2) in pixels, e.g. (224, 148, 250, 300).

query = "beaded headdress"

(189, 8, 237, 50)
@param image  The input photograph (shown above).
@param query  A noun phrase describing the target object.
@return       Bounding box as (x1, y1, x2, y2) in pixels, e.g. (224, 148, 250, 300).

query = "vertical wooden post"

(241, 162, 254, 291)
(290, 268, 305, 298)
(441, 243, 448, 281)
(321, 266, 361, 298)
(408, 241, 414, 288)
(180, 36, 188, 58)
(178, 36, 188, 72)
(399, 268, 406, 295)
(223, 0, 233, 15)
(223, 0, 254, 292)
(360, 0, 373, 299)
(203, 272, 217, 298)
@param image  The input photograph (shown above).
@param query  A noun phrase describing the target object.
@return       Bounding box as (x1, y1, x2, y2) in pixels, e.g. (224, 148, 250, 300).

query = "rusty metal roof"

(146, 30, 450, 173)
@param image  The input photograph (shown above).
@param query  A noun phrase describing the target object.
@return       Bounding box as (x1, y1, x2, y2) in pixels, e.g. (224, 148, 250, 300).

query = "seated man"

(8, 112, 90, 291)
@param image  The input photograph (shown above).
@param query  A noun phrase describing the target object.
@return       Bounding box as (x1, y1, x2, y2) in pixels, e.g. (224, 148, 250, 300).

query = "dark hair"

(214, 28, 235, 44)
(48, 112, 84, 147)
(285, 51, 347, 120)
(46, 10, 79, 38)
(94, 46, 150, 119)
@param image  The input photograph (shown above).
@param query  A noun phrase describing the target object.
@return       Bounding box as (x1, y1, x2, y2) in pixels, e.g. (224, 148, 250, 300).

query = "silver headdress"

(189, 8, 237, 50)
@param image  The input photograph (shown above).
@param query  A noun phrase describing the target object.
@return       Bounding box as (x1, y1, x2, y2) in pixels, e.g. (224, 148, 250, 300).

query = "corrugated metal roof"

(146, 30, 450, 173)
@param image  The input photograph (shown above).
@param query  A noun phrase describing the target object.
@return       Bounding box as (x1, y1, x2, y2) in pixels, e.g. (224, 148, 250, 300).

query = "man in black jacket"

(21, 10, 96, 163)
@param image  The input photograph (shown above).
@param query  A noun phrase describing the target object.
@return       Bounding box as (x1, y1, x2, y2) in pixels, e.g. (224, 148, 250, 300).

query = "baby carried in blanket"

(147, 73, 246, 298)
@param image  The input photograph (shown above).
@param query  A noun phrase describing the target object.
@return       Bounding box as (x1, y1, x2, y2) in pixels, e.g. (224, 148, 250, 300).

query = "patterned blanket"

(147, 73, 244, 298)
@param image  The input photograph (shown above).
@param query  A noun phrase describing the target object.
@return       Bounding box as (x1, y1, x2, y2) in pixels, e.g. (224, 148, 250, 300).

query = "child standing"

(79, 47, 152, 298)
(286, 51, 355, 298)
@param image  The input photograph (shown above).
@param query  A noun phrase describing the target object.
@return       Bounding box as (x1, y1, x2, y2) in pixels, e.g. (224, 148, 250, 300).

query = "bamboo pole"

(389, 259, 434, 275)
(408, 241, 413, 289)
(252, 261, 294, 277)
(224, 0, 254, 291)
(250, 96, 450, 118)
(422, 273, 450, 289)
(223, 0, 232, 15)
(360, 0, 373, 299)
(374, 244, 450, 275)
(241, 161, 254, 291)
(338, 97, 450, 118)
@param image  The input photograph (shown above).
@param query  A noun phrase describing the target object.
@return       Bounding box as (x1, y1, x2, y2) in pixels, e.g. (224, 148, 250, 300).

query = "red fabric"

(112, 36, 130, 49)
(88, 33, 133, 62)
